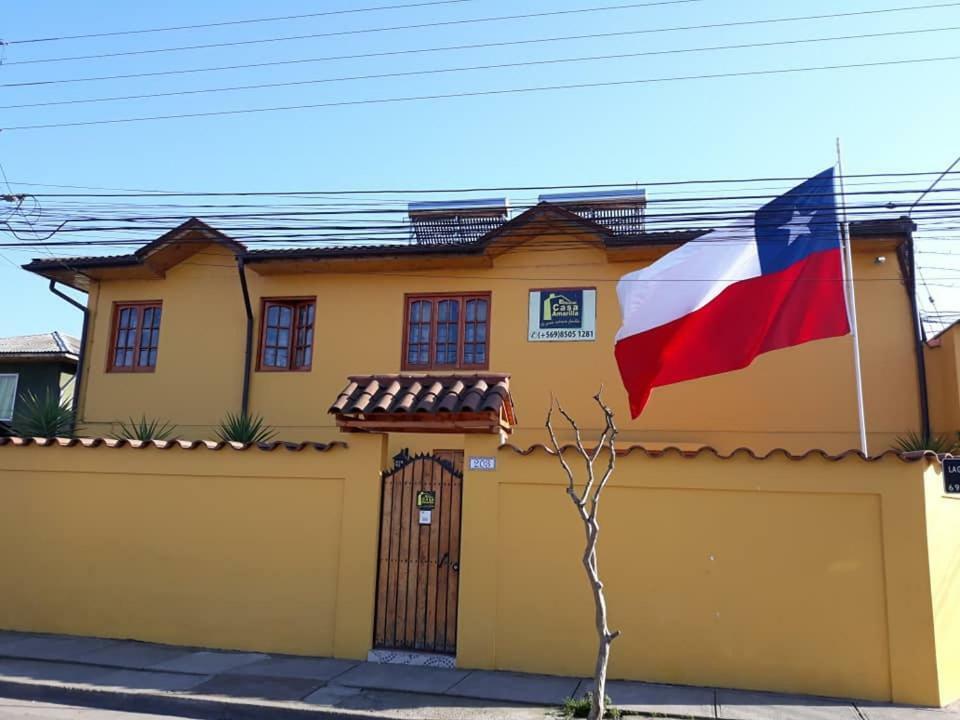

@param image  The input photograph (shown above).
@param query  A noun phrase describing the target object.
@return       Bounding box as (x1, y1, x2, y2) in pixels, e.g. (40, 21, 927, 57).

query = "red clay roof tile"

(329, 373, 515, 425)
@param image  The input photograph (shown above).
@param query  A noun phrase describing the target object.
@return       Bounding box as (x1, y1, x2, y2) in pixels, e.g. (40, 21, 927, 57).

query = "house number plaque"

(468, 456, 496, 471)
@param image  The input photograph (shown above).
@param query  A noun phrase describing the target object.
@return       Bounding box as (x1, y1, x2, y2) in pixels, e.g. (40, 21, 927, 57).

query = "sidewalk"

(0, 631, 956, 720)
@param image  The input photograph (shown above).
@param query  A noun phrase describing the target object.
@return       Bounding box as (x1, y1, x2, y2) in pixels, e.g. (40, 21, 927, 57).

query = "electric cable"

(3, 0, 706, 65)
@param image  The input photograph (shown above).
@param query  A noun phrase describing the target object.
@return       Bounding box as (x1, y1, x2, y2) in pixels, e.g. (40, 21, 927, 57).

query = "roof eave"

(0, 352, 78, 364)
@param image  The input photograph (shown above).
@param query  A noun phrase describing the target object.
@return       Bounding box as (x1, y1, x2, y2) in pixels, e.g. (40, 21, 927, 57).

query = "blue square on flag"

(754, 168, 841, 276)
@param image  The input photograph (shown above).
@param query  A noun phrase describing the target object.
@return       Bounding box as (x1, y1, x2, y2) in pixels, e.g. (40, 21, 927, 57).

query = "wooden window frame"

(106, 300, 163, 373)
(401, 292, 491, 371)
(256, 296, 317, 372)
(0, 373, 19, 422)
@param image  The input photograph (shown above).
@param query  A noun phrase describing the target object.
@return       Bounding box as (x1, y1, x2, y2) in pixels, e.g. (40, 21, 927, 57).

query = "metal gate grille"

(374, 453, 463, 654)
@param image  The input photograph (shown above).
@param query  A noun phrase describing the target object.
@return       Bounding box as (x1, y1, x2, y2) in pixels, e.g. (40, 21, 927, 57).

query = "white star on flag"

(781, 208, 815, 246)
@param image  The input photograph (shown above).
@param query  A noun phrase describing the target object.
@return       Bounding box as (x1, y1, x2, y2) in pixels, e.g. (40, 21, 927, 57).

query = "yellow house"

(24, 197, 926, 455)
(13, 198, 960, 707)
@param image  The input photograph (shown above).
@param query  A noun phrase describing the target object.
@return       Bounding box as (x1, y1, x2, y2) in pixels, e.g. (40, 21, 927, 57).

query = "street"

(0, 699, 182, 720)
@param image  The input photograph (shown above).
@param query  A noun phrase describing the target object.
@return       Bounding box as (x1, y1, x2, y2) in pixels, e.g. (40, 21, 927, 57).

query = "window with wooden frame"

(402, 293, 491, 370)
(108, 301, 162, 372)
(258, 298, 316, 371)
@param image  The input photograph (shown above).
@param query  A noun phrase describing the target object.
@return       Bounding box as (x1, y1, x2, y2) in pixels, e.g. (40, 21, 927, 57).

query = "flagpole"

(836, 139, 869, 456)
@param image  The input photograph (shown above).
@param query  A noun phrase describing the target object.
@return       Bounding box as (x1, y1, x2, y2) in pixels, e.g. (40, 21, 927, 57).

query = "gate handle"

(452, 561, 459, 572)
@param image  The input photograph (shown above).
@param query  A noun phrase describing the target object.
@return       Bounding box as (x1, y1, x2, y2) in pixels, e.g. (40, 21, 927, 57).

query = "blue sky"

(2, 0, 959, 337)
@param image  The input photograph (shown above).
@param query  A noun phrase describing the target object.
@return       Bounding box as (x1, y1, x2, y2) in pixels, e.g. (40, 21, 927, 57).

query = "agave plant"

(893, 431, 960, 454)
(111, 415, 178, 441)
(215, 411, 276, 444)
(12, 390, 74, 439)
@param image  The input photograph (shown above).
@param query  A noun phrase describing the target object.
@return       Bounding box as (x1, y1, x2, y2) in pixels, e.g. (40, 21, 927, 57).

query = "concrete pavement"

(0, 630, 957, 720)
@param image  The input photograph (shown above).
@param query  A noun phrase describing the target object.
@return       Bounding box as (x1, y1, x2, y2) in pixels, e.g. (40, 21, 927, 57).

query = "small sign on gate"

(416, 490, 436, 509)
(419, 510, 433, 525)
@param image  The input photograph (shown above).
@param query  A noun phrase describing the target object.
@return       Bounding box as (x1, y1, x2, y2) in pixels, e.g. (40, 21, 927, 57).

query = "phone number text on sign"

(528, 329, 596, 341)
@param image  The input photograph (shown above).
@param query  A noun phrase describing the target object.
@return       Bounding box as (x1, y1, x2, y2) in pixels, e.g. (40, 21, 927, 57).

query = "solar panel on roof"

(539, 188, 647, 235)
(408, 197, 509, 245)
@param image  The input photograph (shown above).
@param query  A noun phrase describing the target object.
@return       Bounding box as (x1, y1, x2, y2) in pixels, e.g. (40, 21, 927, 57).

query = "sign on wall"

(944, 457, 960, 494)
(528, 288, 597, 342)
(468, 456, 496, 471)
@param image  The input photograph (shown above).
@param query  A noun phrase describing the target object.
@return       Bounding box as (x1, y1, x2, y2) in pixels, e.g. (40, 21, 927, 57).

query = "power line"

(910, 154, 960, 214)
(6, 25, 956, 111)
(1, 201, 949, 244)
(2, 0, 704, 65)
(4, 0, 482, 44)
(17, 184, 960, 213)
(0, 165, 26, 269)
(5, 54, 958, 132)
(2, 201, 949, 235)
(0, 164, 76, 271)
(12, 170, 960, 198)
(911, 153, 960, 327)
(3, 1, 955, 86)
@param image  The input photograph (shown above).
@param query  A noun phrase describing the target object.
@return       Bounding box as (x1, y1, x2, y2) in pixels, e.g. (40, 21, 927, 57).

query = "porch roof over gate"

(329, 374, 515, 434)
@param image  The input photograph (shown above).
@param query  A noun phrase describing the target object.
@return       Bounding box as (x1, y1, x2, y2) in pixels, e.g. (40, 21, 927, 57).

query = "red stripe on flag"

(615, 248, 850, 418)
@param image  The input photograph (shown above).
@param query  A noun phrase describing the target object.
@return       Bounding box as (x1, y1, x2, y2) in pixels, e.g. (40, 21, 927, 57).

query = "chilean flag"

(615, 168, 851, 418)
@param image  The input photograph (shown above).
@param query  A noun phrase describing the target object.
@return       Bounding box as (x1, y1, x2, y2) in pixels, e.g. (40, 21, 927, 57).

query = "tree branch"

(555, 399, 597, 500)
(546, 400, 585, 509)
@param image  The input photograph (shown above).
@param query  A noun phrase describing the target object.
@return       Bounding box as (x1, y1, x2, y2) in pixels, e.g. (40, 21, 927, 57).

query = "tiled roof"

(0, 437, 927, 462)
(503, 444, 931, 462)
(0, 437, 348, 452)
(330, 374, 516, 424)
(243, 242, 477, 260)
(22, 209, 916, 279)
(0, 331, 80, 360)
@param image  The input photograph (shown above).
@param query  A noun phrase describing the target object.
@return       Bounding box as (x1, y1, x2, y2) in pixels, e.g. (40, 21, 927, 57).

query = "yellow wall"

(923, 462, 960, 703)
(76, 233, 920, 454)
(458, 436, 947, 705)
(80, 247, 246, 435)
(1, 440, 957, 706)
(0, 435, 386, 659)
(926, 328, 960, 437)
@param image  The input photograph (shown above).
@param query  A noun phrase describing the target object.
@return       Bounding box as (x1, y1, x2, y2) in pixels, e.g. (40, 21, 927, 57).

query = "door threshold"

(368, 648, 456, 669)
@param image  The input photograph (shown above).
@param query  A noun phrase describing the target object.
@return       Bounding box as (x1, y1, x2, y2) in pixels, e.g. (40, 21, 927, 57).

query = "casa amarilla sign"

(528, 287, 597, 342)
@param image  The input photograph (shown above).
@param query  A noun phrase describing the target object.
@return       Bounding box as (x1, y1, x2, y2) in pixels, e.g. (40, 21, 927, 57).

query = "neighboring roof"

(330, 373, 516, 434)
(848, 217, 917, 237)
(22, 205, 918, 291)
(0, 331, 80, 363)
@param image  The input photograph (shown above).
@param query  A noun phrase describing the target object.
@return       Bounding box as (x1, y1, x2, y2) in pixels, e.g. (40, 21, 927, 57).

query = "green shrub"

(215, 411, 276, 444)
(893, 431, 960, 454)
(12, 390, 74, 439)
(561, 693, 620, 719)
(111, 415, 178, 441)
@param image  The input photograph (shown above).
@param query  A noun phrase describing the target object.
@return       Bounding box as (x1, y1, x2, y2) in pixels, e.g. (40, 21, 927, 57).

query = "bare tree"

(546, 389, 620, 720)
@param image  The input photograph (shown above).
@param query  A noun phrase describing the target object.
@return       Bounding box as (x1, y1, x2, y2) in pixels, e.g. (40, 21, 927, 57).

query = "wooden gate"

(374, 452, 463, 654)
